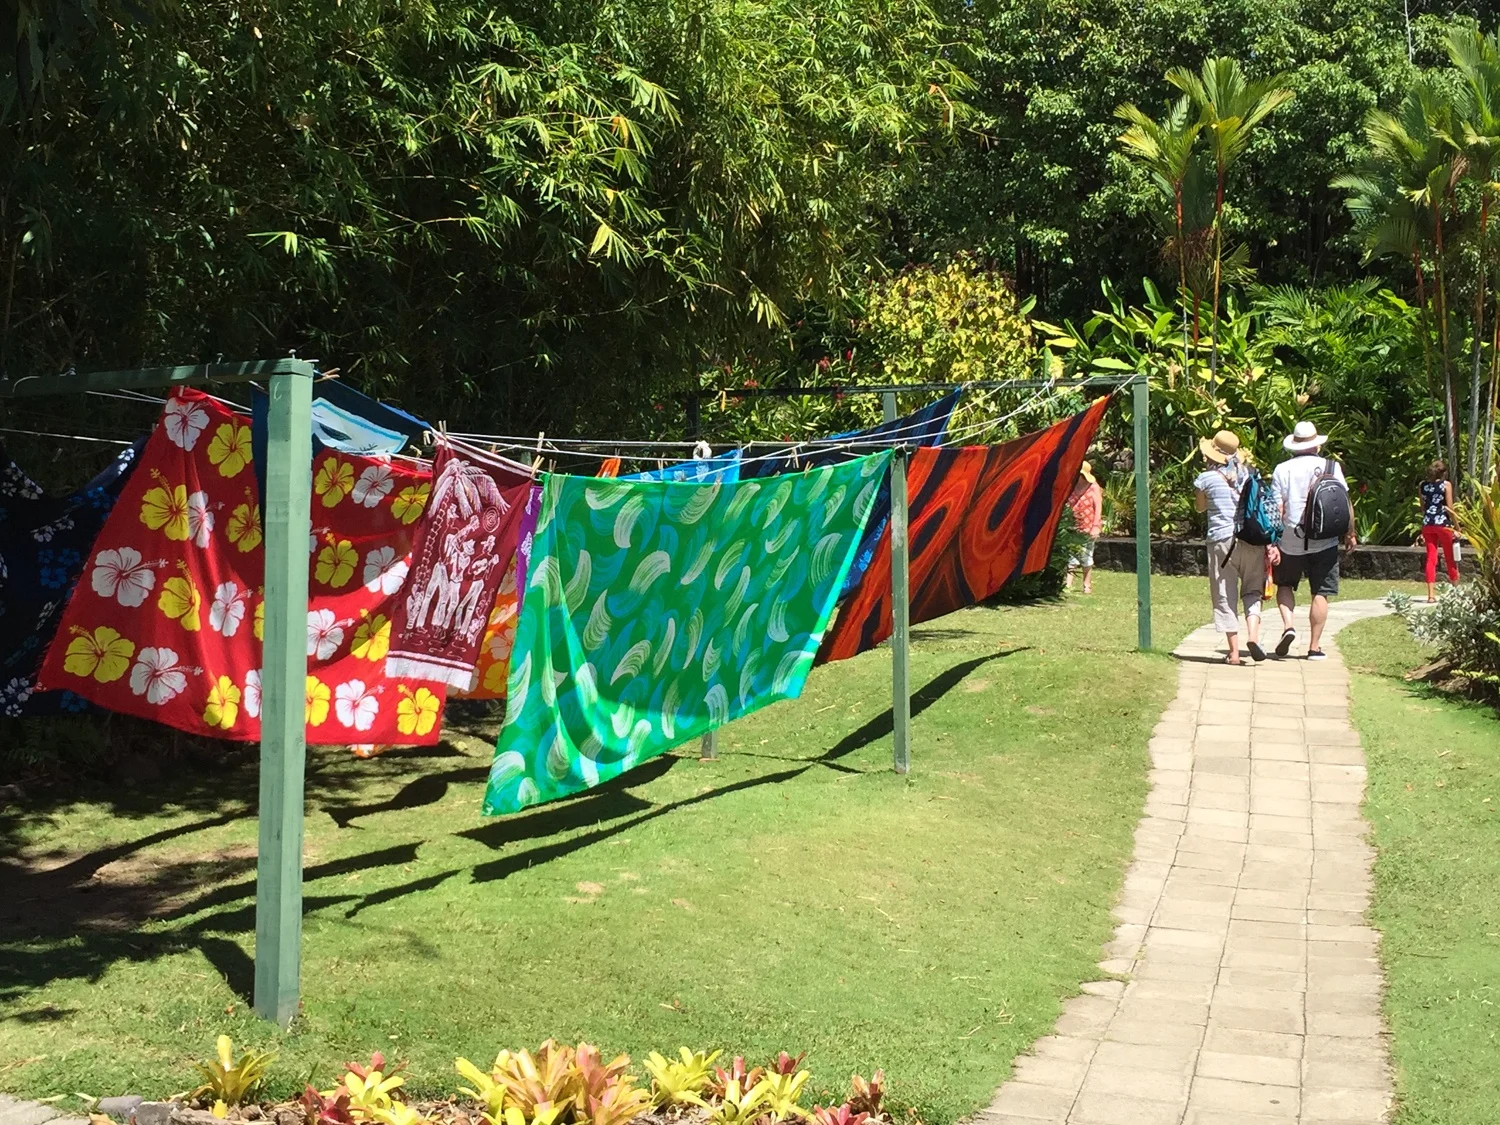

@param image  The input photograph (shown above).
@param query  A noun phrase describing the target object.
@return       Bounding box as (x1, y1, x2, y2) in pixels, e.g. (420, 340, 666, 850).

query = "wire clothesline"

(0, 424, 135, 447)
(4, 378, 1112, 468)
(448, 378, 1093, 452)
(448, 382, 1081, 471)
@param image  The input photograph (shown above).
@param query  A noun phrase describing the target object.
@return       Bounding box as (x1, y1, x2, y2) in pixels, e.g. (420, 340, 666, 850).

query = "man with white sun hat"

(1269, 420, 1357, 660)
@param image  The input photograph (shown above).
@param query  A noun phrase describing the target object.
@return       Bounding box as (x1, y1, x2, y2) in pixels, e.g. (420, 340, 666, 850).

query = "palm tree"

(1448, 23, 1500, 484)
(1166, 58, 1294, 396)
(1115, 96, 1205, 379)
(1338, 77, 1463, 466)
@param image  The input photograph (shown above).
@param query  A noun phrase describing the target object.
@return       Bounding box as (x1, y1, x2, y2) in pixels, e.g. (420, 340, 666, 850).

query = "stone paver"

(0, 1095, 86, 1125)
(977, 600, 1395, 1125)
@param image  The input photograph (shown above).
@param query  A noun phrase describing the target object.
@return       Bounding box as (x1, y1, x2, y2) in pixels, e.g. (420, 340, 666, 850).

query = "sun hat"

(1079, 460, 1096, 485)
(1282, 420, 1328, 453)
(1198, 430, 1241, 465)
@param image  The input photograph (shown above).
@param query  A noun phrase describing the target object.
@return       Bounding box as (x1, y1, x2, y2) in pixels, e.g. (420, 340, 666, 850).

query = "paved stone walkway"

(980, 599, 1396, 1125)
(0, 1096, 85, 1125)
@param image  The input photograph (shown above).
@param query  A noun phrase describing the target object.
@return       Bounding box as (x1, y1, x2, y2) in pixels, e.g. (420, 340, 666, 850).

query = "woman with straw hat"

(1065, 461, 1104, 594)
(1194, 429, 1268, 664)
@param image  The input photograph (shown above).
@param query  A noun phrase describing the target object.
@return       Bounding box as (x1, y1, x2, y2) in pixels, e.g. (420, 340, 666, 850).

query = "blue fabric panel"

(0, 441, 144, 716)
(252, 381, 432, 501)
(623, 449, 743, 483)
(740, 389, 962, 595)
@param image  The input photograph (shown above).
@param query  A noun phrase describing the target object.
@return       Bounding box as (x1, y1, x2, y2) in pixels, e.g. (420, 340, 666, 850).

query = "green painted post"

(254, 366, 314, 1027)
(890, 445, 911, 774)
(700, 730, 718, 759)
(1133, 376, 1152, 651)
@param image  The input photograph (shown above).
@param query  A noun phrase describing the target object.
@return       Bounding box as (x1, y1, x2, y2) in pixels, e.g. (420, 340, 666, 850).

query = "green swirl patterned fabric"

(483, 451, 892, 815)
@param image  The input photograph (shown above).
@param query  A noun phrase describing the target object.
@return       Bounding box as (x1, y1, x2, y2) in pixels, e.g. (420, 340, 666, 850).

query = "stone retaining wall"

(1092, 537, 1427, 581)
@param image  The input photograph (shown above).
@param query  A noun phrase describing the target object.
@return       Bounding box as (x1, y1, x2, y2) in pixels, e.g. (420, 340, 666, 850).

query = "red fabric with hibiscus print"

(36, 388, 448, 743)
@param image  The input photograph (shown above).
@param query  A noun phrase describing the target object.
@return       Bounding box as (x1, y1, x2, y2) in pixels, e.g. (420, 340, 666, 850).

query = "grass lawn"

(1339, 615, 1500, 1125)
(0, 571, 1413, 1122)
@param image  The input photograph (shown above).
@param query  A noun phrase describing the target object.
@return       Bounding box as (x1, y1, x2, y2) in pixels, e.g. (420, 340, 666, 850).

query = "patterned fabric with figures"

(483, 452, 890, 815)
(37, 389, 448, 743)
(0, 442, 142, 716)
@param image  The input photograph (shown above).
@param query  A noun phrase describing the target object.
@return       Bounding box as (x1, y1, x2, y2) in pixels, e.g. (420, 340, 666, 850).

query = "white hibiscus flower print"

(1, 676, 34, 716)
(90, 546, 156, 607)
(244, 669, 262, 719)
(209, 581, 248, 637)
(352, 464, 395, 508)
(164, 396, 210, 450)
(128, 646, 188, 705)
(334, 679, 379, 731)
(307, 608, 345, 660)
(363, 545, 410, 595)
(187, 490, 215, 548)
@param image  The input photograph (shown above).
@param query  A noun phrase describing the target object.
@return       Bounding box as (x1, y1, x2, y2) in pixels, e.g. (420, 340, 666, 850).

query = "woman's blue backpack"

(1235, 469, 1282, 546)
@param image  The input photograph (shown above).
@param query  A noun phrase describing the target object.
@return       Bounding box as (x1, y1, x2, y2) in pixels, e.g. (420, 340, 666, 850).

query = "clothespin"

(531, 430, 546, 472)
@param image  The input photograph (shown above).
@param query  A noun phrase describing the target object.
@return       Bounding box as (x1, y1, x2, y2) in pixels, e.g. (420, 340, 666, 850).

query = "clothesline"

(450, 384, 1070, 471)
(0, 425, 135, 447)
(3, 380, 1096, 475)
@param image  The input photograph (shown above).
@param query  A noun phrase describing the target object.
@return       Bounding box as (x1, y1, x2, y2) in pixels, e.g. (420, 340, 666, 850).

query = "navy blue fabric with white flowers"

(0, 442, 143, 716)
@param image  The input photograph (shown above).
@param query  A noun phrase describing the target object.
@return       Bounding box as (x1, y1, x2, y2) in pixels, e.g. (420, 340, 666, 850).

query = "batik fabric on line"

(624, 450, 742, 483)
(385, 444, 532, 689)
(820, 397, 1109, 662)
(37, 388, 449, 744)
(741, 390, 959, 597)
(483, 452, 892, 815)
(456, 484, 541, 701)
(0, 442, 141, 716)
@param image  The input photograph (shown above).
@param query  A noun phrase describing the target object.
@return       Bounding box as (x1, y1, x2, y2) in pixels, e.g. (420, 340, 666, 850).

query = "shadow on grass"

(1, 651, 1016, 1004)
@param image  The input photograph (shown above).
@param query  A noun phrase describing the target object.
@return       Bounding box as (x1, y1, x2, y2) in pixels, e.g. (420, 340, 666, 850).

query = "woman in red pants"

(1419, 459, 1459, 602)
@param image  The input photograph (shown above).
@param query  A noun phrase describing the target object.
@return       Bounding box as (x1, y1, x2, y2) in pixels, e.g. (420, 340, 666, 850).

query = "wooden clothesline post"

(255, 367, 314, 1026)
(882, 392, 911, 773)
(0, 356, 316, 1027)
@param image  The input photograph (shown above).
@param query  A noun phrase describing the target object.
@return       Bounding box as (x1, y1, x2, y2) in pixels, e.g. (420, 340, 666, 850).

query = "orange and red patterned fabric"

(819, 398, 1108, 662)
(37, 388, 449, 743)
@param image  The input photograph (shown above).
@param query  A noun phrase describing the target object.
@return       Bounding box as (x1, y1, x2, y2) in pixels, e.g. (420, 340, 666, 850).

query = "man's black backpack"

(1302, 458, 1352, 541)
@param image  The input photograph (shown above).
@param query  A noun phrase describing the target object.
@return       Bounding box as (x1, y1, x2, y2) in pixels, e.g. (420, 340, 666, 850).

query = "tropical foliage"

(180, 1039, 898, 1125)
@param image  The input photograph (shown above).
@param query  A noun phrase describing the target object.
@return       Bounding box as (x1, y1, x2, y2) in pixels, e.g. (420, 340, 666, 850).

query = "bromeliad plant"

(324, 1053, 407, 1123)
(846, 1072, 885, 1120)
(643, 1048, 722, 1109)
(454, 1042, 650, 1125)
(706, 1079, 771, 1125)
(456, 1057, 508, 1125)
(193, 1036, 277, 1107)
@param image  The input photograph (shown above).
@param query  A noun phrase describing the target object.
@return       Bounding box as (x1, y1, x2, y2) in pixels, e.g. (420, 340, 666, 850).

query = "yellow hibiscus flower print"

(351, 613, 392, 661)
(206, 422, 254, 478)
(481, 658, 509, 696)
(140, 482, 190, 541)
(203, 675, 242, 729)
(62, 626, 135, 683)
(396, 685, 440, 737)
(315, 539, 358, 588)
(158, 575, 203, 631)
(390, 482, 431, 525)
(305, 675, 331, 726)
(253, 599, 264, 640)
(314, 459, 355, 508)
(227, 501, 263, 552)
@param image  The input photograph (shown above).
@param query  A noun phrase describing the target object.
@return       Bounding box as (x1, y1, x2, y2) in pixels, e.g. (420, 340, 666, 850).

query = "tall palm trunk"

(1176, 187, 1190, 379)
(1468, 194, 1491, 488)
(1415, 251, 1438, 450)
(1209, 166, 1226, 398)
(1485, 303, 1499, 482)
(1434, 205, 1460, 466)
